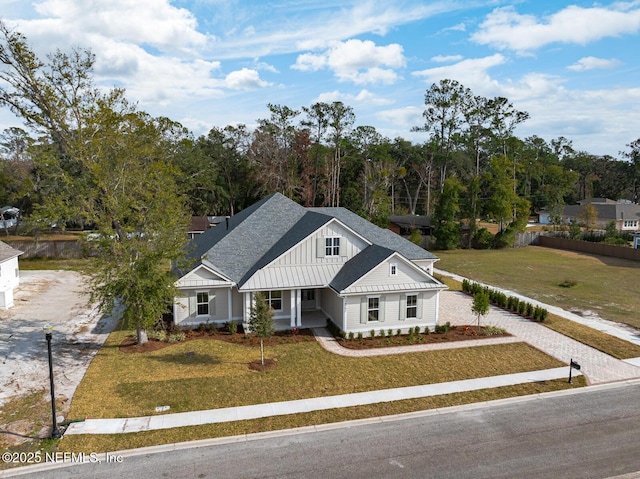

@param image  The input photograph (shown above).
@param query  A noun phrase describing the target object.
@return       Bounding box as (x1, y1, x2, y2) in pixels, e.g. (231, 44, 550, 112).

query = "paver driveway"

(440, 291, 640, 384)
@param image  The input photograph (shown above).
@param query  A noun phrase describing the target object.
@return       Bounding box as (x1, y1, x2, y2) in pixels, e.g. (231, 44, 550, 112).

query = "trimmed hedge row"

(462, 279, 548, 322)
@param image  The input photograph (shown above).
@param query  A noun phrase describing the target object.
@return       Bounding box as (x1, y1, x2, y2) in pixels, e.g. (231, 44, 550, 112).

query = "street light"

(43, 323, 62, 439)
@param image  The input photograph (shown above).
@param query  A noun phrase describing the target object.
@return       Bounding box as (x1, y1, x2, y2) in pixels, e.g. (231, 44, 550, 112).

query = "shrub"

(559, 279, 578, 288)
(168, 332, 185, 343)
(357, 332, 363, 340)
(526, 303, 534, 318)
(148, 330, 166, 342)
(370, 329, 376, 339)
(226, 321, 237, 335)
(539, 308, 548, 322)
(483, 325, 506, 336)
(434, 321, 451, 334)
(518, 301, 527, 315)
(414, 326, 421, 335)
(379, 329, 385, 338)
(388, 329, 393, 337)
(424, 326, 430, 335)
(348, 331, 354, 340)
(396, 329, 402, 336)
(473, 228, 494, 249)
(462, 279, 471, 293)
(510, 298, 520, 313)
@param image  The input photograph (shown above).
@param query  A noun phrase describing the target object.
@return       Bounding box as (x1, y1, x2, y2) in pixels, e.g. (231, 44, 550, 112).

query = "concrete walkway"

(65, 367, 575, 435)
(64, 275, 640, 436)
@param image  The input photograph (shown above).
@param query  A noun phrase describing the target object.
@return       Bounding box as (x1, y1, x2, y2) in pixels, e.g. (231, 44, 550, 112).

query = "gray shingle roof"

(184, 192, 439, 285)
(0, 241, 23, 262)
(329, 245, 394, 292)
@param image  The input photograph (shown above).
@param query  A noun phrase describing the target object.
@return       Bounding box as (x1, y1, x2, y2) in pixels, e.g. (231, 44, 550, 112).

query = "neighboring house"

(173, 193, 447, 333)
(562, 198, 640, 232)
(0, 241, 23, 309)
(389, 215, 433, 236)
(187, 216, 210, 239)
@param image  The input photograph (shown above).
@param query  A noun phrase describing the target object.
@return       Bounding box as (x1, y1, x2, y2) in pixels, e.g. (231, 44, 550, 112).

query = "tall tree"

(325, 101, 355, 207)
(432, 176, 465, 250)
(301, 102, 330, 206)
(414, 79, 469, 192)
(0, 22, 188, 344)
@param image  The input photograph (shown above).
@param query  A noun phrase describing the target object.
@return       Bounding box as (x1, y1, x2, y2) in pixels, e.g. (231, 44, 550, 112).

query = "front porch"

(272, 309, 328, 331)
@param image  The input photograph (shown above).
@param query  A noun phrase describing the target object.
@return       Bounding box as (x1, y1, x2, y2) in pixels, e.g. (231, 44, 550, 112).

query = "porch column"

(227, 288, 232, 322)
(296, 289, 302, 327)
(243, 292, 251, 323)
(290, 290, 296, 328)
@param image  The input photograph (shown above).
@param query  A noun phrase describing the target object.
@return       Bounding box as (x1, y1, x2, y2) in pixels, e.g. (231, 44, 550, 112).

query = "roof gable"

(0, 241, 23, 262)
(310, 207, 437, 260)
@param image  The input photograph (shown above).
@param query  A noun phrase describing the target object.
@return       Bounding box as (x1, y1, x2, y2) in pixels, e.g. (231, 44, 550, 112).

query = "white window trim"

(196, 291, 209, 316)
(406, 293, 418, 319)
(390, 263, 397, 276)
(367, 296, 380, 322)
(266, 290, 283, 312)
(325, 236, 341, 257)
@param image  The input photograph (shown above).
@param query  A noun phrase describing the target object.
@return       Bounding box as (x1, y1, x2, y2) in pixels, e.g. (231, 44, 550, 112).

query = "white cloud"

(431, 54, 464, 63)
(293, 39, 405, 85)
(567, 57, 622, 72)
(412, 54, 507, 95)
(471, 3, 640, 52)
(30, 0, 209, 53)
(315, 89, 392, 106)
(225, 68, 269, 90)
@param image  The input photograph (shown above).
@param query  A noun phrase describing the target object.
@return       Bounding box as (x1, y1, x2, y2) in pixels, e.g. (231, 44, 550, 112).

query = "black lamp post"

(43, 323, 61, 439)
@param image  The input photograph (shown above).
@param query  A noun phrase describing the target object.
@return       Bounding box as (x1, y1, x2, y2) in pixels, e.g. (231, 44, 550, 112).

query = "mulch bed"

(118, 327, 315, 354)
(119, 325, 508, 354)
(337, 325, 510, 350)
(248, 358, 278, 372)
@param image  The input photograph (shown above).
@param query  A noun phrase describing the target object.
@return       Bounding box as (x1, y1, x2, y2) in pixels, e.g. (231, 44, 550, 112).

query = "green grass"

(19, 257, 94, 272)
(436, 246, 640, 329)
(58, 377, 585, 455)
(68, 330, 565, 420)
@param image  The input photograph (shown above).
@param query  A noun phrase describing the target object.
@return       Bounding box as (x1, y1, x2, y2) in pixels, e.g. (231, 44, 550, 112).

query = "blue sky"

(2, 0, 640, 157)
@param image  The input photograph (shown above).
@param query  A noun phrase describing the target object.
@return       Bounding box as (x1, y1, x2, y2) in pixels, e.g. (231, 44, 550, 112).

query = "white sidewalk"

(64, 367, 576, 435)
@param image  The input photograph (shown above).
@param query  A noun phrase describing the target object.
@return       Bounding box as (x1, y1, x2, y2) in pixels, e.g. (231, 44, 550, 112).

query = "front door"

(301, 289, 317, 311)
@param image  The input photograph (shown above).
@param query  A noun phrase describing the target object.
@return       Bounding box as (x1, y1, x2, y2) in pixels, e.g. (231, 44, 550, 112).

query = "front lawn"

(68, 330, 564, 420)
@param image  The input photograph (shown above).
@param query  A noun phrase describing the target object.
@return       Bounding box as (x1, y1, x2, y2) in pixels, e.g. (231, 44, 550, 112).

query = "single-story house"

(173, 193, 447, 333)
(0, 241, 23, 309)
(562, 198, 640, 232)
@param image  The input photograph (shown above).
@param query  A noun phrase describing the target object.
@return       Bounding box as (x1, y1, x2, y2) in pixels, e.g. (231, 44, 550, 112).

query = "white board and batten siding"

(344, 290, 439, 333)
(271, 220, 369, 267)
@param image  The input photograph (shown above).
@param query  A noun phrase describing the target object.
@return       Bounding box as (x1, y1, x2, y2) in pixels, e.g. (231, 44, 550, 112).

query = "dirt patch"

(248, 358, 278, 372)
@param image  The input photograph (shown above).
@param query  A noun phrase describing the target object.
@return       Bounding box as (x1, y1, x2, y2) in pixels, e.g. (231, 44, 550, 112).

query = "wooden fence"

(5, 240, 95, 259)
(539, 236, 640, 261)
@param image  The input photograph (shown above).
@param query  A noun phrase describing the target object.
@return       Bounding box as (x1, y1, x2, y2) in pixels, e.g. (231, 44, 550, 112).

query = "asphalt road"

(6, 381, 640, 479)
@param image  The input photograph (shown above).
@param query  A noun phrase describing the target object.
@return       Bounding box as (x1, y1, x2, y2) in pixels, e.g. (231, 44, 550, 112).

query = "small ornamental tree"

(471, 291, 490, 328)
(248, 292, 275, 366)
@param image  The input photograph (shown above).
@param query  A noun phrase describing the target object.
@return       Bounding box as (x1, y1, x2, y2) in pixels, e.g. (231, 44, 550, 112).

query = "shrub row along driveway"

(313, 288, 640, 385)
(439, 291, 640, 385)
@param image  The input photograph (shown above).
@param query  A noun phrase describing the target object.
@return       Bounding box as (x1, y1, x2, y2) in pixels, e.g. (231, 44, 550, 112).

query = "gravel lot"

(0, 270, 117, 412)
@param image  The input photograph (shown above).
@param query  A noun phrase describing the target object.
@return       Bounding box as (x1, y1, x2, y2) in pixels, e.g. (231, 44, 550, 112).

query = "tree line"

(1, 23, 639, 339)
